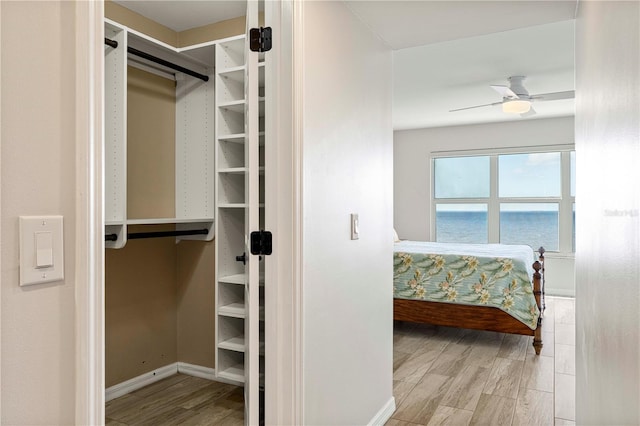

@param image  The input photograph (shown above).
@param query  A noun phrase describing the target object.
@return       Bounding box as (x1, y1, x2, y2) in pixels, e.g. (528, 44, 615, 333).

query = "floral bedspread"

(394, 247, 540, 329)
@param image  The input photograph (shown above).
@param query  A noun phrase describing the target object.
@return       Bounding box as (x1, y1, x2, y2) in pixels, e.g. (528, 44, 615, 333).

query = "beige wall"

(1, 1, 76, 423)
(127, 67, 176, 219)
(178, 16, 247, 47)
(106, 51, 216, 385)
(105, 231, 216, 386)
(106, 226, 178, 387)
(105, 0, 177, 46)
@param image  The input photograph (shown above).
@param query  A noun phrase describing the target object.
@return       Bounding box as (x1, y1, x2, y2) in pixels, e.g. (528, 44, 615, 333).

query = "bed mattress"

(394, 241, 540, 329)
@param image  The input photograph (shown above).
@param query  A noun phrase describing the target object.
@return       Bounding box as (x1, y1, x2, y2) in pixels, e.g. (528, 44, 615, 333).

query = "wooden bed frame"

(394, 248, 546, 355)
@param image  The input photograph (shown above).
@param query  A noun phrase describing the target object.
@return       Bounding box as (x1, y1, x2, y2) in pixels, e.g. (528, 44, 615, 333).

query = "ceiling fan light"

(502, 99, 531, 114)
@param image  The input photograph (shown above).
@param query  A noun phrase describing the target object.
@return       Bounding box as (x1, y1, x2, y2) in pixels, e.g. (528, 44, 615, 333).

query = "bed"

(393, 241, 545, 355)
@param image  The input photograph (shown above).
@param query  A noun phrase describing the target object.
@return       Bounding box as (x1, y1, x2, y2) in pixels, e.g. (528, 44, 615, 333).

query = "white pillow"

(393, 228, 400, 242)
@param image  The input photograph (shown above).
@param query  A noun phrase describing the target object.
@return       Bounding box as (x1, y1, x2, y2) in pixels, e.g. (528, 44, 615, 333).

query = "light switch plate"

(19, 216, 64, 286)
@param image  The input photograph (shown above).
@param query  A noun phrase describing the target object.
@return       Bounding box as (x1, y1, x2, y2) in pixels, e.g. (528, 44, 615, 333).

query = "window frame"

(430, 145, 575, 254)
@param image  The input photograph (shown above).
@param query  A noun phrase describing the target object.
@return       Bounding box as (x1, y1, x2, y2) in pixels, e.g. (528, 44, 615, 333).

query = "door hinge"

(250, 230, 273, 255)
(250, 27, 272, 52)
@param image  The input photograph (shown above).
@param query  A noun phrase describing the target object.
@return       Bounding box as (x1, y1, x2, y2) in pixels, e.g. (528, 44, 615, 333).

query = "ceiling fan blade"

(531, 90, 575, 101)
(520, 106, 537, 118)
(491, 85, 518, 99)
(449, 101, 502, 112)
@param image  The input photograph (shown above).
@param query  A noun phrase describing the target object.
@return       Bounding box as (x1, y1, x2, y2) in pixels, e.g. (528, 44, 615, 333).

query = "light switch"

(19, 216, 64, 286)
(35, 232, 53, 268)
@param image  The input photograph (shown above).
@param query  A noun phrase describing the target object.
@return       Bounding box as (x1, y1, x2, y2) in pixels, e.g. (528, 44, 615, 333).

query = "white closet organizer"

(104, 19, 216, 249)
(105, 15, 267, 403)
(215, 35, 266, 384)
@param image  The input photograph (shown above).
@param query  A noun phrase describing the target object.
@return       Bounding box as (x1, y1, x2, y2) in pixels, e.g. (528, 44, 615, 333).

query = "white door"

(244, 1, 263, 424)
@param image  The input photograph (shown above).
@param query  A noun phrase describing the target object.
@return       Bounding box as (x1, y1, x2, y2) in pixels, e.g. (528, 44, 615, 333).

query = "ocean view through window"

(436, 204, 487, 244)
(433, 150, 575, 253)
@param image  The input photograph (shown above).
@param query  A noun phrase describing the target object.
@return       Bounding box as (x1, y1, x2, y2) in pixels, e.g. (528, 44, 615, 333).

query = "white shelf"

(217, 132, 266, 146)
(218, 203, 247, 208)
(219, 303, 246, 319)
(218, 98, 263, 114)
(218, 167, 247, 174)
(218, 336, 245, 352)
(218, 365, 245, 383)
(218, 64, 245, 76)
(217, 337, 266, 356)
(218, 274, 265, 288)
(219, 274, 245, 285)
(218, 133, 246, 143)
(126, 217, 214, 225)
(219, 100, 246, 114)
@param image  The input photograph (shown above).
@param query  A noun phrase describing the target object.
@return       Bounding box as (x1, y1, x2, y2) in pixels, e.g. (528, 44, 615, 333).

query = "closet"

(103, 1, 266, 423)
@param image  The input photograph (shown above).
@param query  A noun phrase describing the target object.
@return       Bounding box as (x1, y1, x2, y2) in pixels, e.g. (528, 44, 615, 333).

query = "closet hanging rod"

(105, 228, 209, 242)
(105, 37, 118, 49)
(104, 37, 209, 82)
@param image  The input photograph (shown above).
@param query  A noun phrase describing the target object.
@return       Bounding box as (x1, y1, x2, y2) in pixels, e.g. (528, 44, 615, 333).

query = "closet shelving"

(104, 19, 216, 249)
(215, 35, 266, 384)
(105, 16, 266, 390)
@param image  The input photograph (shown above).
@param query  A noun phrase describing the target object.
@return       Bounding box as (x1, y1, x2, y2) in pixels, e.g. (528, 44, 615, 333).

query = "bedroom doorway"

(381, 2, 576, 423)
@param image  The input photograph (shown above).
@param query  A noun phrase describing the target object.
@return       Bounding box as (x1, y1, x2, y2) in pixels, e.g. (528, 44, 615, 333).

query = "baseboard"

(546, 290, 575, 298)
(106, 362, 243, 402)
(177, 362, 243, 386)
(368, 396, 396, 425)
(105, 363, 178, 402)
(177, 362, 216, 380)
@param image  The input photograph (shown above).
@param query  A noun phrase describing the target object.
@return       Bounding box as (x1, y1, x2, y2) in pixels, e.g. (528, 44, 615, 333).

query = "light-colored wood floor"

(105, 374, 244, 425)
(388, 296, 575, 426)
(107, 296, 574, 425)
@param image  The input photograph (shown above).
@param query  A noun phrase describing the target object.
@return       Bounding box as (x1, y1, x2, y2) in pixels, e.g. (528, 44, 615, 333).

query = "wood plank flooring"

(105, 374, 244, 425)
(107, 296, 574, 425)
(388, 296, 575, 426)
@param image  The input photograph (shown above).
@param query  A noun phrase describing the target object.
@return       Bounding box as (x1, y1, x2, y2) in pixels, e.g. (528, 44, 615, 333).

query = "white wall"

(301, 1, 394, 424)
(575, 2, 640, 423)
(0, 1, 77, 424)
(394, 117, 575, 296)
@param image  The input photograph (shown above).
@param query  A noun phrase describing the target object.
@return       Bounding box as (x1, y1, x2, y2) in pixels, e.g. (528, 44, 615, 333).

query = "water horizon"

(436, 210, 560, 251)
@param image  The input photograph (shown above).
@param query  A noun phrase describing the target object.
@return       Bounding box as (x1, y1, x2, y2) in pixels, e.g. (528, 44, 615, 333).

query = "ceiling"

(345, 1, 576, 50)
(393, 19, 575, 130)
(113, 1, 247, 32)
(112, 0, 577, 130)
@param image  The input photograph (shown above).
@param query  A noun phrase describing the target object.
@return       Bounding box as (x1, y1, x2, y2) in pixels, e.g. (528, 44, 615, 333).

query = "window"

(434, 156, 490, 198)
(432, 149, 575, 253)
(498, 153, 561, 197)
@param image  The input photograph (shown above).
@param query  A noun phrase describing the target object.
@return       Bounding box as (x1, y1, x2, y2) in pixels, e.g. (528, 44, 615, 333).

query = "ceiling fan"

(449, 76, 575, 117)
